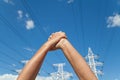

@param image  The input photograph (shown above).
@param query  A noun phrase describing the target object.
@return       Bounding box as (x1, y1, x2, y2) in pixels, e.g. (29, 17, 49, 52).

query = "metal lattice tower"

(85, 47, 104, 79)
(50, 63, 73, 80)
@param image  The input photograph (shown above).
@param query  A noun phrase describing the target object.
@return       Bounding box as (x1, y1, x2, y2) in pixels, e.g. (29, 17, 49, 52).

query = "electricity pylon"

(85, 47, 104, 79)
(50, 63, 73, 80)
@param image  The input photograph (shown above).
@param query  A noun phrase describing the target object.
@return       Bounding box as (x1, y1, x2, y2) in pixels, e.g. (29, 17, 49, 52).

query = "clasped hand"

(47, 31, 67, 51)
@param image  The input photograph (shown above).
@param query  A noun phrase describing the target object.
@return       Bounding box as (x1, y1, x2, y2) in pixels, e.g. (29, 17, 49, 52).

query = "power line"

(21, 0, 48, 36)
(0, 39, 27, 59)
(77, 0, 86, 54)
(0, 66, 17, 74)
(0, 50, 21, 64)
(13, 59, 51, 76)
(0, 13, 33, 47)
(0, 50, 27, 72)
(0, 12, 35, 64)
(71, 3, 82, 51)
(20, 0, 65, 62)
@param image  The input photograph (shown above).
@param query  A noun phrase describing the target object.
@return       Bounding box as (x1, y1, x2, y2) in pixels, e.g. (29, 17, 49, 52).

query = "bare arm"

(57, 39, 98, 80)
(17, 42, 51, 80)
(17, 32, 66, 80)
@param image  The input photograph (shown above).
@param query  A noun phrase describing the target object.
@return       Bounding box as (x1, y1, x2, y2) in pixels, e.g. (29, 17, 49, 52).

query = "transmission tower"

(85, 47, 104, 79)
(50, 63, 73, 80)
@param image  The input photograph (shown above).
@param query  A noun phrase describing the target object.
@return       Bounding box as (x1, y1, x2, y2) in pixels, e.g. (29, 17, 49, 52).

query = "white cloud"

(67, 0, 74, 4)
(36, 76, 53, 80)
(21, 60, 29, 64)
(25, 19, 35, 30)
(117, 0, 120, 5)
(25, 13, 29, 18)
(17, 10, 35, 30)
(58, 0, 74, 4)
(107, 13, 120, 28)
(12, 64, 16, 67)
(0, 74, 17, 80)
(43, 26, 51, 33)
(3, 0, 14, 5)
(15, 69, 22, 74)
(0, 74, 52, 80)
(24, 47, 35, 52)
(17, 10, 23, 19)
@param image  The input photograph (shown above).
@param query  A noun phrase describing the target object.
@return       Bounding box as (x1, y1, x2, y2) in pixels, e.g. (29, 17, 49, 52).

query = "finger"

(49, 35, 52, 39)
(63, 32, 66, 35)
(51, 33, 54, 35)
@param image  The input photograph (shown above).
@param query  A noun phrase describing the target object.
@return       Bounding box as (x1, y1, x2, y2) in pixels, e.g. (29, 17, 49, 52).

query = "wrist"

(44, 41, 53, 50)
(44, 40, 58, 50)
(57, 38, 69, 49)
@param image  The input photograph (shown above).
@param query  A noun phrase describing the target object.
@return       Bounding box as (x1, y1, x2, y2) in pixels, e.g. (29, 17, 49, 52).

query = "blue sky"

(0, 0, 120, 80)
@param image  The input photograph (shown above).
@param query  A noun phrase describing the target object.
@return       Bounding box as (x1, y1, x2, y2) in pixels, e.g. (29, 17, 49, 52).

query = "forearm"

(60, 39, 97, 80)
(17, 42, 51, 80)
(17, 31, 67, 80)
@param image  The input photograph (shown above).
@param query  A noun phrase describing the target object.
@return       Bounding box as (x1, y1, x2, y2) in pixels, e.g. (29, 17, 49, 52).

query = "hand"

(47, 31, 67, 50)
(55, 38, 68, 49)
